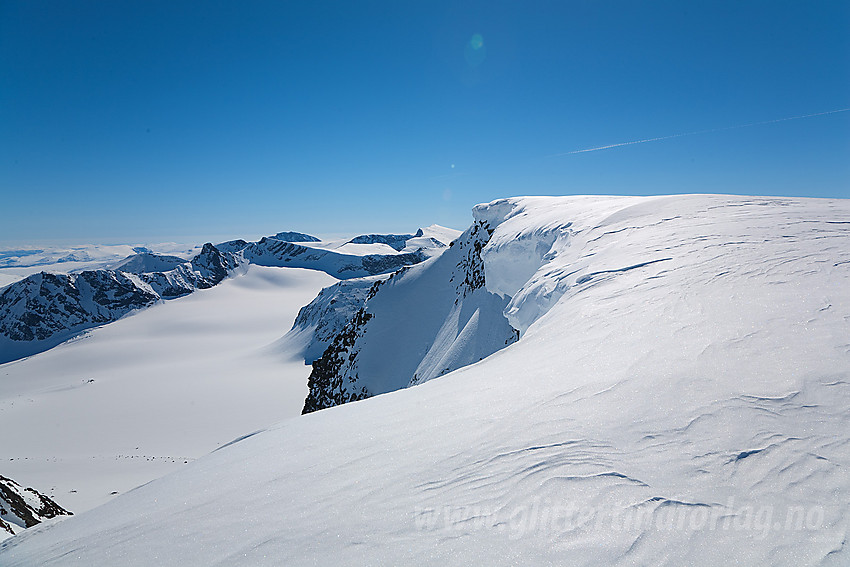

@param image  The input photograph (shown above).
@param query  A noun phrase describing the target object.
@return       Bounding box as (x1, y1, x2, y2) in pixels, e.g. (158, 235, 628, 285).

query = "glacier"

(0, 229, 451, 364)
(2, 194, 850, 566)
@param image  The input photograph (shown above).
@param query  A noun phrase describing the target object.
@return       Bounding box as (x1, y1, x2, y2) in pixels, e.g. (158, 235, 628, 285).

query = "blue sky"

(1, 0, 848, 244)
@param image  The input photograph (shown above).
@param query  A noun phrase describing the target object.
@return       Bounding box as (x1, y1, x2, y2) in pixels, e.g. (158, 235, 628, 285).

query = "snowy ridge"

(0, 243, 201, 290)
(267, 231, 320, 243)
(3, 195, 850, 566)
(242, 237, 428, 279)
(287, 274, 389, 364)
(0, 244, 166, 271)
(107, 252, 187, 274)
(0, 270, 161, 364)
(0, 476, 71, 538)
(0, 229, 443, 363)
(0, 244, 240, 363)
(301, 219, 518, 413)
(347, 233, 414, 251)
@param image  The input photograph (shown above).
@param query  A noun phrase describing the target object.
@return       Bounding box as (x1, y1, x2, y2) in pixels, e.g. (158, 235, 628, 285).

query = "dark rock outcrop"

(302, 309, 373, 414)
(300, 220, 518, 414)
(244, 238, 427, 279)
(0, 228, 439, 364)
(0, 475, 72, 537)
(0, 244, 240, 363)
(269, 231, 320, 243)
(347, 234, 414, 251)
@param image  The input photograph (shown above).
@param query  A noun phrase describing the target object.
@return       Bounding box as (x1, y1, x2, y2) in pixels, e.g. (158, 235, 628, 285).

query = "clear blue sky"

(1, 0, 848, 244)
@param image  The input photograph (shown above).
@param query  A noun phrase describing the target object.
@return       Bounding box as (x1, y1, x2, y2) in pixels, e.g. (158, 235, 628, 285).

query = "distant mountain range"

(5, 195, 850, 565)
(0, 228, 455, 364)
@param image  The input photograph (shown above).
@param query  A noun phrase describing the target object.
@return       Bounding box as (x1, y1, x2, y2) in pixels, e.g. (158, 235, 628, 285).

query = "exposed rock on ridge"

(300, 220, 518, 413)
(1, 475, 71, 538)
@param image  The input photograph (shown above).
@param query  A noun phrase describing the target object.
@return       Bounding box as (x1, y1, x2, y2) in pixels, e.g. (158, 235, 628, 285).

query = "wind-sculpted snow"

(3, 195, 850, 566)
(301, 219, 519, 413)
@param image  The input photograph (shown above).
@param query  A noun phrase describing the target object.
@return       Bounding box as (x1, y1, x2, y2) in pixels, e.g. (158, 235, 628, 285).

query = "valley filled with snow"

(2, 194, 850, 565)
(0, 265, 336, 513)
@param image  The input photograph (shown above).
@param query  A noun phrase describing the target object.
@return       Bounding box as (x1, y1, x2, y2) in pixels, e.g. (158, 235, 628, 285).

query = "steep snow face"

(301, 220, 518, 412)
(0, 476, 71, 539)
(4, 195, 850, 567)
(287, 274, 389, 363)
(474, 195, 652, 332)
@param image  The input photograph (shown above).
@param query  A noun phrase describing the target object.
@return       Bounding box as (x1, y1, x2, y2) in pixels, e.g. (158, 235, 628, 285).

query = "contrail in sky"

(557, 107, 850, 156)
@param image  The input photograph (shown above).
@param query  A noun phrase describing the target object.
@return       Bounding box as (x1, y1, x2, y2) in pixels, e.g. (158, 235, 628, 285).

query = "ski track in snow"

(2, 194, 850, 566)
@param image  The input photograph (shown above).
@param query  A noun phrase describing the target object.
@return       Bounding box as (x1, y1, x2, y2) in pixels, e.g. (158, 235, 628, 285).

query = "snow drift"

(2, 194, 850, 566)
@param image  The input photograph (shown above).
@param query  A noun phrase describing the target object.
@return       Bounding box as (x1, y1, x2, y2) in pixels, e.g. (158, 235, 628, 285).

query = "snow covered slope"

(3, 195, 850, 566)
(0, 244, 240, 363)
(0, 476, 71, 537)
(283, 225, 460, 259)
(241, 237, 428, 278)
(299, 220, 518, 412)
(0, 266, 335, 515)
(107, 252, 188, 274)
(0, 229, 446, 364)
(286, 274, 388, 364)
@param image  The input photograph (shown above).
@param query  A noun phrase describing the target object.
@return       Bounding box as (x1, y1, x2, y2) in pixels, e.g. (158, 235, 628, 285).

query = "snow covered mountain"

(295, 220, 518, 412)
(0, 243, 201, 290)
(0, 244, 240, 364)
(267, 231, 320, 243)
(2, 195, 849, 566)
(0, 229, 450, 364)
(107, 252, 188, 274)
(0, 476, 71, 537)
(0, 263, 337, 518)
(240, 237, 429, 278)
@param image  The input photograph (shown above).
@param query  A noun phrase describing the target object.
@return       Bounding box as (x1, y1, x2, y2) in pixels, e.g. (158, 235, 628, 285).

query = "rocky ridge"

(1, 475, 71, 538)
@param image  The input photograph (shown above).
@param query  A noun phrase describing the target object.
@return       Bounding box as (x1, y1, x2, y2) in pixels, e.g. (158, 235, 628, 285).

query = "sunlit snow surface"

(0, 243, 200, 288)
(0, 266, 335, 514)
(3, 195, 850, 566)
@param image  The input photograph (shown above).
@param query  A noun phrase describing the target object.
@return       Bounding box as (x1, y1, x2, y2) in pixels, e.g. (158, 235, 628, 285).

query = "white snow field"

(2, 194, 850, 566)
(0, 265, 335, 514)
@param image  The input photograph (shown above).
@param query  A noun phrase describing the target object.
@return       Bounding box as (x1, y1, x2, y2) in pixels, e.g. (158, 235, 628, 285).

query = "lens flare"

(464, 34, 486, 67)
